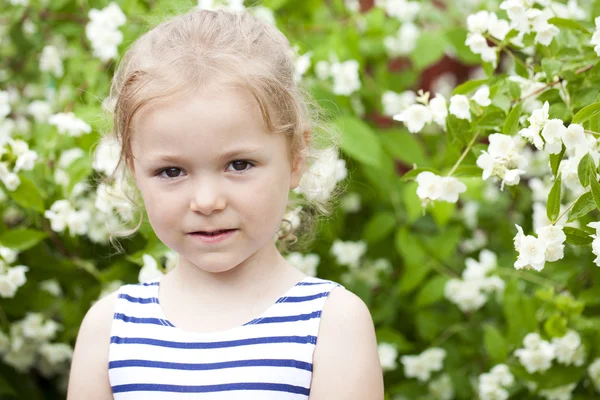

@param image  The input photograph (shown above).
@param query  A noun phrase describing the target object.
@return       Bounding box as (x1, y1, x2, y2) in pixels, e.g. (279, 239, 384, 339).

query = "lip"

(187, 229, 237, 244)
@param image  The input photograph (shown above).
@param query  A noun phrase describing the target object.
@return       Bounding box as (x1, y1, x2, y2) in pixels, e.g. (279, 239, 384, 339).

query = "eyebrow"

(146, 147, 264, 164)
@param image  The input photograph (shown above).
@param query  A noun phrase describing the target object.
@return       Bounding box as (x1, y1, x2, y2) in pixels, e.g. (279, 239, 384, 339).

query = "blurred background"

(2, 0, 600, 398)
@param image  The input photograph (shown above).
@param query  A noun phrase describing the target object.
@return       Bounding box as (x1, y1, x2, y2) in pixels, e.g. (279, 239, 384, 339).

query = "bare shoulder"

(66, 290, 119, 400)
(309, 286, 384, 400)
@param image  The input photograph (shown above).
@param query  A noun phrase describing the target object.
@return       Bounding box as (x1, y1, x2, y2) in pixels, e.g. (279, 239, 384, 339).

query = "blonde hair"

(102, 7, 344, 253)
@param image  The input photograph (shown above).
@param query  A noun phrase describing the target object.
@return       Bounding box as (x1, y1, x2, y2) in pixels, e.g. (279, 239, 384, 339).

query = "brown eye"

(228, 160, 254, 172)
(158, 167, 183, 179)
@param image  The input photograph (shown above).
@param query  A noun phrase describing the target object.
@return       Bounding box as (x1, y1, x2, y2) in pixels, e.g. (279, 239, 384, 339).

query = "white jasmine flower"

(92, 134, 121, 175)
(378, 342, 398, 371)
(449, 95, 471, 121)
(20, 313, 60, 341)
(429, 93, 448, 127)
(488, 13, 511, 40)
(393, 104, 433, 133)
(27, 100, 52, 123)
(529, 101, 550, 130)
(519, 126, 544, 150)
(330, 240, 367, 268)
(286, 252, 320, 277)
(465, 32, 490, 55)
(514, 332, 555, 373)
(382, 90, 416, 117)
(514, 224, 547, 271)
(58, 148, 85, 169)
(381, 0, 421, 22)
(481, 47, 499, 67)
(86, 2, 127, 62)
(538, 383, 576, 400)
(330, 60, 361, 96)
(48, 112, 92, 137)
(0, 246, 17, 264)
(250, 6, 276, 25)
(283, 206, 302, 231)
(44, 200, 72, 233)
(428, 373, 454, 400)
(294, 51, 312, 82)
(472, 85, 491, 107)
(39, 279, 62, 296)
(294, 147, 346, 203)
(445, 279, 487, 312)
(541, 119, 566, 154)
(478, 364, 514, 400)
(467, 11, 490, 34)
(415, 171, 466, 204)
(401, 347, 446, 382)
(534, 22, 560, 46)
(138, 254, 163, 283)
(39, 46, 63, 77)
(552, 330, 584, 366)
(384, 23, 420, 57)
(589, 358, 600, 392)
(314, 61, 330, 80)
(561, 123, 587, 152)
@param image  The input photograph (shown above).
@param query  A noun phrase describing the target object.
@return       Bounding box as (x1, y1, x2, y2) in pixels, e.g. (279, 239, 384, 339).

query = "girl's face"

(130, 87, 304, 274)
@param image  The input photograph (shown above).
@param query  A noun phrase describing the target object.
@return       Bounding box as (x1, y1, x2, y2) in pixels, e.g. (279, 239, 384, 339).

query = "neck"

(166, 242, 297, 302)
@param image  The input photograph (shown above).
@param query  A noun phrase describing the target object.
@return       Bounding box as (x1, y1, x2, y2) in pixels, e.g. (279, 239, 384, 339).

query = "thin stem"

(495, 268, 563, 289)
(585, 130, 600, 137)
(447, 131, 480, 177)
(486, 36, 529, 73)
(431, 322, 471, 347)
(555, 197, 579, 224)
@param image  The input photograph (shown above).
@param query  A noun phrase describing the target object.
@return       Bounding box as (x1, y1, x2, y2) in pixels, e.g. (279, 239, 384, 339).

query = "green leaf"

(503, 102, 523, 135)
(483, 325, 509, 364)
(547, 17, 591, 34)
(415, 275, 448, 307)
(396, 228, 431, 293)
(577, 153, 595, 187)
(379, 129, 428, 167)
(410, 31, 447, 70)
(549, 145, 566, 177)
(546, 174, 562, 223)
(542, 59, 562, 82)
(8, 176, 45, 213)
(572, 101, 600, 124)
(431, 200, 456, 227)
(452, 79, 488, 96)
(590, 171, 600, 210)
(337, 116, 383, 169)
(568, 192, 596, 222)
(362, 212, 397, 244)
(564, 226, 594, 246)
(375, 328, 414, 353)
(544, 313, 568, 338)
(0, 229, 48, 252)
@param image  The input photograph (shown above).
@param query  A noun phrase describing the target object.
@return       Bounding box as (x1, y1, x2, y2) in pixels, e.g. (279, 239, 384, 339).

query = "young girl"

(67, 8, 383, 400)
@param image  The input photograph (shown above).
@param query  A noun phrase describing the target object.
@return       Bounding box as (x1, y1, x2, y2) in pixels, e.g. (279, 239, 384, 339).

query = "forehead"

(130, 87, 281, 160)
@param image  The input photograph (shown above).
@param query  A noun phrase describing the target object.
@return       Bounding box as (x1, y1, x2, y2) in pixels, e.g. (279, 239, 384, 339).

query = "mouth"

(189, 229, 237, 236)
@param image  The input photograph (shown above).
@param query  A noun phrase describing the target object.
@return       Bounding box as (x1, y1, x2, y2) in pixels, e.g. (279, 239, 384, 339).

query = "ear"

(289, 153, 305, 190)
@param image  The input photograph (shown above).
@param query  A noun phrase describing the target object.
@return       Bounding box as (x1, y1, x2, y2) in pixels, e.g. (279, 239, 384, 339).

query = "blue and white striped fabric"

(108, 276, 344, 399)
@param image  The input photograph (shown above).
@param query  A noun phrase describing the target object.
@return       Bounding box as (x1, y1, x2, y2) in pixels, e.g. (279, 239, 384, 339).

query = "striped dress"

(108, 276, 344, 399)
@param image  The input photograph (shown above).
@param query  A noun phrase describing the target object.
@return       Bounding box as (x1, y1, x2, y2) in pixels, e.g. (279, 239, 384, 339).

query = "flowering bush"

(2, 0, 600, 398)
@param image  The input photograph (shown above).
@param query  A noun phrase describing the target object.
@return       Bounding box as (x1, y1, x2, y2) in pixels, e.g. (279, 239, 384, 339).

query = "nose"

(189, 179, 226, 215)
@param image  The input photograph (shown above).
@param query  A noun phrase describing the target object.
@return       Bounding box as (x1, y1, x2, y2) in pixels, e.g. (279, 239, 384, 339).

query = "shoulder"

(66, 289, 120, 399)
(309, 286, 384, 400)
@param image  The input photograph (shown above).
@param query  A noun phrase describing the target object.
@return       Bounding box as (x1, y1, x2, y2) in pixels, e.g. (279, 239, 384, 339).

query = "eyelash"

(154, 160, 256, 180)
